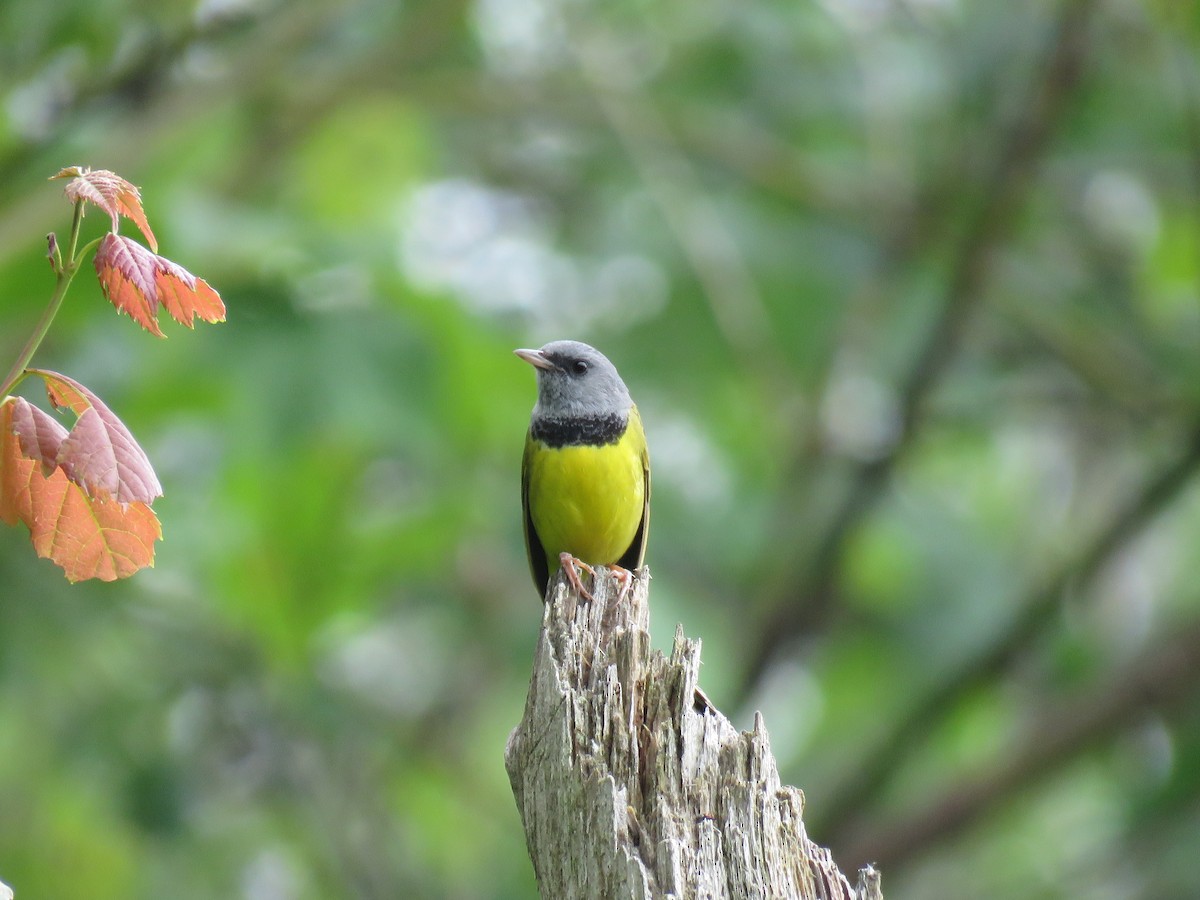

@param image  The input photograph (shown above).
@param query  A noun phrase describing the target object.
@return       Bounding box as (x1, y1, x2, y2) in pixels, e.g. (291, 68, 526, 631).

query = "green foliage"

(3, 0, 1200, 897)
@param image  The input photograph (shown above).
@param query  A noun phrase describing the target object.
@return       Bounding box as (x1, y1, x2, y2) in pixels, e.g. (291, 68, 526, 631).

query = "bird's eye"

(571, 360, 590, 375)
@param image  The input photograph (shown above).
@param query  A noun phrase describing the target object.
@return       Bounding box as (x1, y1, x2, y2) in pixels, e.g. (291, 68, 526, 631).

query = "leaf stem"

(0, 200, 88, 397)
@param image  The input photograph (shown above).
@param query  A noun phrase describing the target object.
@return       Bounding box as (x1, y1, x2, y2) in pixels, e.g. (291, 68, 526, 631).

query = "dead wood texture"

(506, 568, 882, 899)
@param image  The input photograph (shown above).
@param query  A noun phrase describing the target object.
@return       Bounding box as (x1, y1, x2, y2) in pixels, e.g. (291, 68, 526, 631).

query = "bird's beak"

(514, 348, 555, 371)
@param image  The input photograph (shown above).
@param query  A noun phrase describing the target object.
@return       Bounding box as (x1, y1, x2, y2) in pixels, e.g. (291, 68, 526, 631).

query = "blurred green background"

(3, 0, 1200, 897)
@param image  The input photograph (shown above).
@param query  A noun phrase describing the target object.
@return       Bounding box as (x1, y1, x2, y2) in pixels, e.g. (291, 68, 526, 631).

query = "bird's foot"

(612, 566, 635, 604)
(559, 552, 596, 600)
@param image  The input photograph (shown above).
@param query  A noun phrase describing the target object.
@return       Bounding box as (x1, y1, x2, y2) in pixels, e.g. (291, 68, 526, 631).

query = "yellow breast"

(526, 420, 646, 569)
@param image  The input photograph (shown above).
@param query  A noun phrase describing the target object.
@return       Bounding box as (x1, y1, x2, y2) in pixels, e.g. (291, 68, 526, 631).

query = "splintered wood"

(506, 568, 882, 900)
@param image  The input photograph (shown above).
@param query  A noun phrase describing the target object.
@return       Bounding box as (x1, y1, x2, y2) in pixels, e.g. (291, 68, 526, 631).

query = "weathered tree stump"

(506, 567, 882, 899)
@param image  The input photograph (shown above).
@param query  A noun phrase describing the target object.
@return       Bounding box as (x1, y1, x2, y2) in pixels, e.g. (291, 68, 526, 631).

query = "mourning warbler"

(515, 340, 650, 599)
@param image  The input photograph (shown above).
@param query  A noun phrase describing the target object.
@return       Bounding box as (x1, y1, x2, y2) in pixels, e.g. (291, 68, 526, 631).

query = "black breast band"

(531, 413, 627, 447)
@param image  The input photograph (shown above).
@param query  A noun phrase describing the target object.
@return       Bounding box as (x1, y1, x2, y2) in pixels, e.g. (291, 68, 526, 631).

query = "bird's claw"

(559, 555, 639, 603)
(612, 566, 635, 604)
(559, 552, 596, 600)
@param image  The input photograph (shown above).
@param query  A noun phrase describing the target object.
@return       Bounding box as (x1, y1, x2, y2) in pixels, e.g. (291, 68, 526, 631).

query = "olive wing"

(521, 432, 551, 598)
(617, 405, 650, 573)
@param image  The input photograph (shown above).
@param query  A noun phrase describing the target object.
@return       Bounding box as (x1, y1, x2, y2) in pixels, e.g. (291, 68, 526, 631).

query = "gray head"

(514, 340, 633, 420)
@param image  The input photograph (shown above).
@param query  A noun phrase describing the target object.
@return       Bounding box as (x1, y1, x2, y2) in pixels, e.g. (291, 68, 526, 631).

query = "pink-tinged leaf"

(29, 370, 163, 504)
(51, 166, 157, 252)
(94, 234, 226, 335)
(155, 256, 226, 329)
(7, 397, 69, 476)
(94, 233, 165, 336)
(2, 397, 161, 582)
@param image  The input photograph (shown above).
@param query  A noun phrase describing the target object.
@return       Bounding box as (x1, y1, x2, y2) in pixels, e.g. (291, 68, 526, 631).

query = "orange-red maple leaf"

(51, 166, 158, 252)
(93, 233, 226, 337)
(1, 397, 161, 582)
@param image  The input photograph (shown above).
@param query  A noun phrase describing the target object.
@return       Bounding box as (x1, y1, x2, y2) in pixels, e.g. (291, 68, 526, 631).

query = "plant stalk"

(0, 200, 87, 398)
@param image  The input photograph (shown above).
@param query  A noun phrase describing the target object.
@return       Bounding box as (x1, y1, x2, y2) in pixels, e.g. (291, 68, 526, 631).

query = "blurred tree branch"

(1174, 15, 1200, 303)
(839, 613, 1200, 871)
(738, 0, 1100, 699)
(0, 6, 283, 261)
(817, 416, 1200, 849)
(564, 19, 791, 387)
(0, 8, 255, 197)
(0, 1, 492, 313)
(809, 22, 1200, 876)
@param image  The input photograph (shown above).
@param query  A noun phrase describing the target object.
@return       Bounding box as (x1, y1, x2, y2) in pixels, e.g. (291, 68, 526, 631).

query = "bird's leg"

(559, 552, 596, 600)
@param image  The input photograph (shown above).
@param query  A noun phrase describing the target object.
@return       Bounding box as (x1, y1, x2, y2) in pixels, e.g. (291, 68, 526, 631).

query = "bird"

(515, 340, 650, 600)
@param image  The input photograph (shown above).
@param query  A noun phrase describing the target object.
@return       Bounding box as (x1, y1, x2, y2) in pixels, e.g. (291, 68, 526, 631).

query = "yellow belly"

(527, 429, 645, 570)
